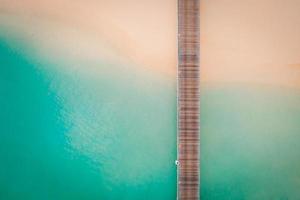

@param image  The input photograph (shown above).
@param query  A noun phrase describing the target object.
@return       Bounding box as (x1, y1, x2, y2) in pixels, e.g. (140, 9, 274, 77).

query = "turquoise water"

(1, 35, 300, 200)
(201, 85, 300, 199)
(0, 37, 177, 199)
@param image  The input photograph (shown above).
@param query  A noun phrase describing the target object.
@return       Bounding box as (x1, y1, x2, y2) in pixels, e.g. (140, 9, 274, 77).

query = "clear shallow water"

(201, 85, 300, 199)
(1, 36, 300, 200)
(0, 37, 177, 199)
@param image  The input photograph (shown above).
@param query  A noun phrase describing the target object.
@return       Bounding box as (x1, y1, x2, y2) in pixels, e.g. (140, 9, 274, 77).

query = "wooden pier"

(177, 0, 200, 199)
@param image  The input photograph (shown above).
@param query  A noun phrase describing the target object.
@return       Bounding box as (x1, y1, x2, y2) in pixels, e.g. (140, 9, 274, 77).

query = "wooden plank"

(177, 0, 200, 199)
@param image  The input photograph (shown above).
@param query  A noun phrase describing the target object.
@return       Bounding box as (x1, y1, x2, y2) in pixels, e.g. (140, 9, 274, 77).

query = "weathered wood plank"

(177, 0, 200, 199)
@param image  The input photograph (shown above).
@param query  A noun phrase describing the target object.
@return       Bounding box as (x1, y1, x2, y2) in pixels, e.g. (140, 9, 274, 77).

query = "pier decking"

(177, 0, 200, 199)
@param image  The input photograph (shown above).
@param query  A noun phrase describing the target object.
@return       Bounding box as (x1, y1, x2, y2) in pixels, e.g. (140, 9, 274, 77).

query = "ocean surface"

(1, 36, 300, 200)
(0, 36, 177, 200)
